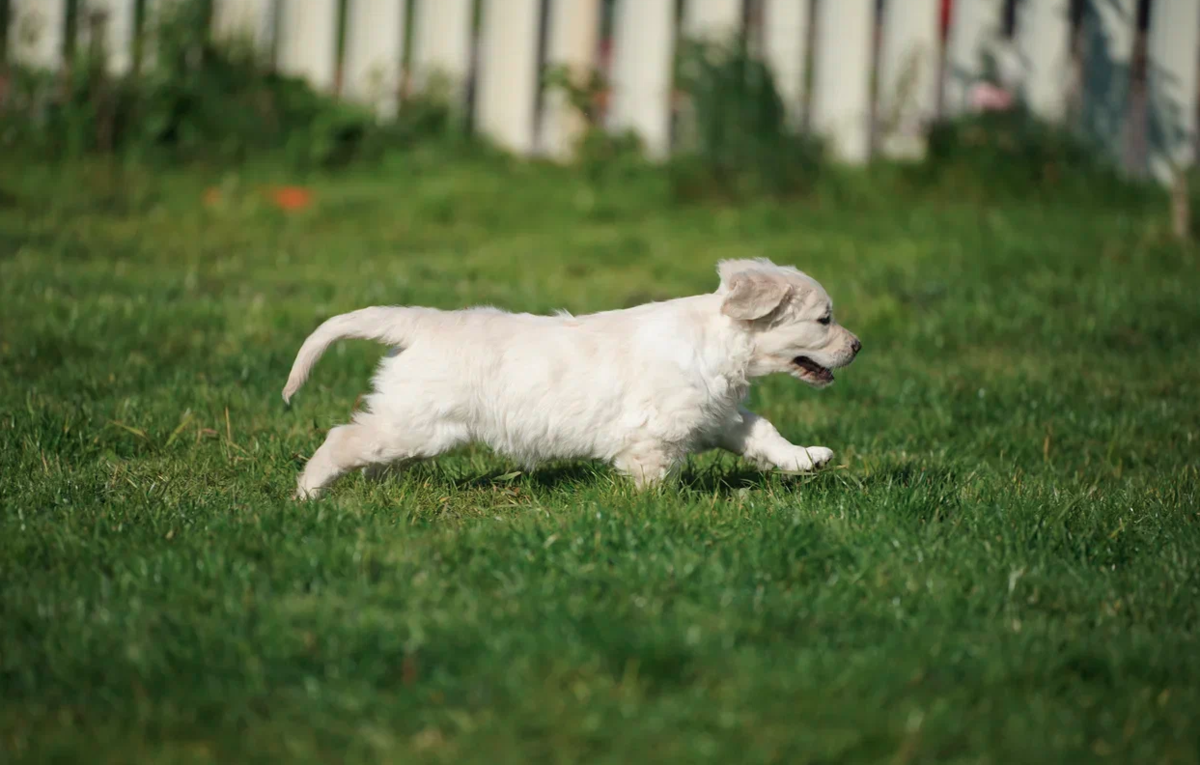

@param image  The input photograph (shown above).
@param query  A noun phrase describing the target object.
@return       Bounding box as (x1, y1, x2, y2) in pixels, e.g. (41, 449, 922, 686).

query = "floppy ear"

(721, 272, 793, 321)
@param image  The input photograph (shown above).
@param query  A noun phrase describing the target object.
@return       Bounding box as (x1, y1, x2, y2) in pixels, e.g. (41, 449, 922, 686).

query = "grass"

(1, 152, 1198, 764)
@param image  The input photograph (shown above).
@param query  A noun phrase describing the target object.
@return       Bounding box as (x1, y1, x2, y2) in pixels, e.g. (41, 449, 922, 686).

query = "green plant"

(0, 3, 133, 158)
(670, 38, 824, 202)
(918, 109, 1129, 201)
(875, 46, 926, 153)
(542, 64, 647, 182)
(134, 0, 377, 166)
(543, 64, 607, 129)
(0, 0, 465, 167)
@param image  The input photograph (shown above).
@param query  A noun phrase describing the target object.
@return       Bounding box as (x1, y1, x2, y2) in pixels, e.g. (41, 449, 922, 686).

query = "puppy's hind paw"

(293, 485, 321, 501)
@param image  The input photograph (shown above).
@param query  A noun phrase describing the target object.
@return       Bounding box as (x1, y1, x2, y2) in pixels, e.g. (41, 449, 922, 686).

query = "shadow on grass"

(375, 459, 826, 496)
(367, 456, 948, 499)
(855, 461, 964, 492)
(456, 463, 605, 492)
(680, 467, 783, 494)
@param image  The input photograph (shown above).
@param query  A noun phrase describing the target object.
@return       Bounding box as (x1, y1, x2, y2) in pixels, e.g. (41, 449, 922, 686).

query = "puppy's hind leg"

(295, 418, 382, 500)
(613, 445, 681, 489)
(295, 412, 469, 499)
(361, 462, 396, 482)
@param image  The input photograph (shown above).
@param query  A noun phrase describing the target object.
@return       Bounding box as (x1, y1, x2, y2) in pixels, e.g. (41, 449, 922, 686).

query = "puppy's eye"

(817, 315, 832, 325)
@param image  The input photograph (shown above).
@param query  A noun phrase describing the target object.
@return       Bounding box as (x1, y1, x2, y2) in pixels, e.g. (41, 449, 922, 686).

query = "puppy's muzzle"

(792, 335, 861, 387)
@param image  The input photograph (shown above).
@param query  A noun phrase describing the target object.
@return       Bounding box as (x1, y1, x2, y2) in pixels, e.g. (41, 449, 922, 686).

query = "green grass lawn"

(1, 155, 1198, 764)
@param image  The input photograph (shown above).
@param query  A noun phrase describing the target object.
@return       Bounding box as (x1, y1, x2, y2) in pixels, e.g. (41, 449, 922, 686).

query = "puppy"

(284, 259, 860, 498)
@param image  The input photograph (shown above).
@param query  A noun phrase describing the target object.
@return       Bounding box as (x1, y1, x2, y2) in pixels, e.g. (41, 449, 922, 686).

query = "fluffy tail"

(282, 306, 428, 403)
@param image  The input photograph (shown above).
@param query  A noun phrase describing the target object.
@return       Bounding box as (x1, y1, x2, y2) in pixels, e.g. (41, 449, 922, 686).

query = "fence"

(2, 0, 1198, 182)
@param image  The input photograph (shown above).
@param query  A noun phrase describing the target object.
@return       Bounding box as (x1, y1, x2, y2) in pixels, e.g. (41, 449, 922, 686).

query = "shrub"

(669, 38, 824, 202)
(918, 109, 1124, 200)
(0, 0, 463, 168)
(542, 63, 647, 183)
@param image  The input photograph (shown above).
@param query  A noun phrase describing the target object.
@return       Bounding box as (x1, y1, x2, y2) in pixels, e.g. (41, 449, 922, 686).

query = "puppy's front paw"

(804, 446, 834, 469)
(777, 446, 834, 473)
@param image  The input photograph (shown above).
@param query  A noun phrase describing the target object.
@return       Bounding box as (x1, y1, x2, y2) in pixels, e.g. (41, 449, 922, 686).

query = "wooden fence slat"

(76, 0, 138, 74)
(878, 0, 940, 158)
(943, 0, 1003, 114)
(344, 0, 405, 116)
(1015, 0, 1073, 122)
(542, 0, 601, 159)
(1146, 0, 1200, 183)
(276, 0, 339, 92)
(477, 0, 542, 153)
(810, 0, 873, 163)
(762, 0, 809, 126)
(213, 0, 276, 53)
(8, 0, 68, 69)
(1079, 0, 1136, 168)
(411, 0, 473, 99)
(683, 0, 741, 41)
(609, 0, 676, 159)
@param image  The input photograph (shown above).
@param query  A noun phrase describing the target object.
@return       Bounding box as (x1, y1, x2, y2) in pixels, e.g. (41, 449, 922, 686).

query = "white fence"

(3, 0, 1198, 182)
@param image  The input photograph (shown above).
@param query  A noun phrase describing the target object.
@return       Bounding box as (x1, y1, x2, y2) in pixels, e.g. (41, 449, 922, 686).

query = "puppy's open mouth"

(793, 356, 834, 385)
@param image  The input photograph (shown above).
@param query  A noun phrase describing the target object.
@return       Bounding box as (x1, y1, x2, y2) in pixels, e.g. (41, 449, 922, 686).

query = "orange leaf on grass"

(270, 186, 313, 211)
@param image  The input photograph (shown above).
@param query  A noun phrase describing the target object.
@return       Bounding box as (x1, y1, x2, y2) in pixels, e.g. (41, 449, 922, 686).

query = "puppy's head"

(717, 259, 861, 388)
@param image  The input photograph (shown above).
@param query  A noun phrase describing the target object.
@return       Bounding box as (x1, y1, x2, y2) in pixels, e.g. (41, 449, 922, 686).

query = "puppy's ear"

(721, 272, 793, 321)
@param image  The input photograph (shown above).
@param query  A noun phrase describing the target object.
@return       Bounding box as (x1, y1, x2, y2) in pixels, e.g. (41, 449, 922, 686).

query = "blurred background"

(0, 0, 1196, 209)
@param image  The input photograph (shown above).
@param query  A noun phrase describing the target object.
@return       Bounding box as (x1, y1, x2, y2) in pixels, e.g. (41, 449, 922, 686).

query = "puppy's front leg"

(719, 407, 833, 473)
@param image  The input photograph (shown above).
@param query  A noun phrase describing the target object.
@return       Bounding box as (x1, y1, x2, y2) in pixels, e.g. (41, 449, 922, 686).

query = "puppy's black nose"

(851, 338, 862, 355)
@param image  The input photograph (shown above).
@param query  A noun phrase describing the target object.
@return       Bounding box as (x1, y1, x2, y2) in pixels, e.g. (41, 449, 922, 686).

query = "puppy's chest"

(639, 373, 746, 439)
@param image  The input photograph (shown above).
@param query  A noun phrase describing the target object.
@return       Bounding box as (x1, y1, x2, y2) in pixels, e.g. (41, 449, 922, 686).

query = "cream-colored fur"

(284, 259, 861, 498)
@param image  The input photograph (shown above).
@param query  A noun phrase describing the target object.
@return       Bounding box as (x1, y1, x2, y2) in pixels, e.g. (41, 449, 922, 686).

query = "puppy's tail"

(282, 306, 429, 403)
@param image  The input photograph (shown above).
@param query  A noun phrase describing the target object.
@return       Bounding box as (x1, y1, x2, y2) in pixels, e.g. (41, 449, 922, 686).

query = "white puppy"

(284, 259, 861, 498)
